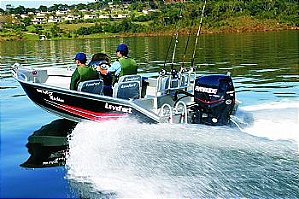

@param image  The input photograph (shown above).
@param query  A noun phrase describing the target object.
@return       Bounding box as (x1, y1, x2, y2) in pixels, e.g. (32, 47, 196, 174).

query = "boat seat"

(77, 79, 104, 95)
(113, 81, 141, 100)
(118, 74, 142, 85)
(118, 74, 146, 98)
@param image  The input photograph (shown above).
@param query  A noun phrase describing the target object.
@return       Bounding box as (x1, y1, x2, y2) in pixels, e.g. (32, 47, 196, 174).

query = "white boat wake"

(240, 100, 299, 142)
(65, 103, 299, 198)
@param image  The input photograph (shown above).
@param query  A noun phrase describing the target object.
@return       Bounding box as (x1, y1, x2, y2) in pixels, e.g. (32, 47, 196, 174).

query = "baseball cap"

(116, 44, 128, 56)
(74, 52, 87, 61)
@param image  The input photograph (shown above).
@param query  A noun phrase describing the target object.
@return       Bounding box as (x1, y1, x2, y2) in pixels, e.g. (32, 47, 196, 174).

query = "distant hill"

(0, 0, 298, 41)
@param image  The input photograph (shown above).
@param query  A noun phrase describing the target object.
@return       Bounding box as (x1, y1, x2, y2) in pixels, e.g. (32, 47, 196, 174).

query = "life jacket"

(119, 57, 137, 77)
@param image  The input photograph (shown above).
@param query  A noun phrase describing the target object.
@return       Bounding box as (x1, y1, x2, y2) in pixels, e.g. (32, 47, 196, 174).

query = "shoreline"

(0, 24, 298, 42)
(118, 26, 298, 38)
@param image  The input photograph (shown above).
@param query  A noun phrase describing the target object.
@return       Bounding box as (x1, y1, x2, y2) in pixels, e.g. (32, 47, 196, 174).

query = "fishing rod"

(190, 0, 207, 68)
(162, 22, 174, 73)
(180, 8, 196, 70)
(170, 6, 183, 71)
(162, 5, 183, 74)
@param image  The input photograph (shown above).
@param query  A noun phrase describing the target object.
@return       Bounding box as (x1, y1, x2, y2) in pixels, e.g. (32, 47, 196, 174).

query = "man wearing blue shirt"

(104, 43, 137, 83)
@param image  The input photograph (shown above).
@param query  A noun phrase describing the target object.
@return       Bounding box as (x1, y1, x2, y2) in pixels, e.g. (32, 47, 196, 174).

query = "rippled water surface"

(0, 30, 298, 198)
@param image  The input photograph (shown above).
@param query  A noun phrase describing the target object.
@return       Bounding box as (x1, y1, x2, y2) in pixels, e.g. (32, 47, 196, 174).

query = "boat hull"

(19, 80, 158, 123)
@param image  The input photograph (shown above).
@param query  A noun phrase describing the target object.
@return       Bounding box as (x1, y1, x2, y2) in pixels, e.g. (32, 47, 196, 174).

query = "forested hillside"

(0, 0, 298, 41)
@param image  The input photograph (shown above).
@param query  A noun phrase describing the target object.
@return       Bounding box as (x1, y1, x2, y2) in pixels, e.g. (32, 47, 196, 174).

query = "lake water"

(0, 30, 298, 198)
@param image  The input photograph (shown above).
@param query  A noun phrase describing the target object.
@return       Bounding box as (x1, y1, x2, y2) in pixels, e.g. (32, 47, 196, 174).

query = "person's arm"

(70, 68, 80, 90)
(108, 61, 121, 76)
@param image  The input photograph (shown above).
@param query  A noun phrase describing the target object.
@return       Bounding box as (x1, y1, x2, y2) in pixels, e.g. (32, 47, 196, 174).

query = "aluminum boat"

(12, 63, 238, 126)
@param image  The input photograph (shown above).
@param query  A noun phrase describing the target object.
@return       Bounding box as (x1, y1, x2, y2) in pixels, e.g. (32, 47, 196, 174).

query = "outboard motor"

(192, 74, 235, 125)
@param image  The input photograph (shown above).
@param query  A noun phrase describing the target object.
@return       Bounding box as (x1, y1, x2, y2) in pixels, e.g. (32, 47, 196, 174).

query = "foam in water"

(239, 100, 299, 142)
(66, 115, 298, 198)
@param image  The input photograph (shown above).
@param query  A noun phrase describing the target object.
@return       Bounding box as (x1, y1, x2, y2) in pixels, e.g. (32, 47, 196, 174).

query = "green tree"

(38, 5, 48, 12)
(21, 17, 32, 27)
(10, 6, 26, 14)
(50, 24, 62, 37)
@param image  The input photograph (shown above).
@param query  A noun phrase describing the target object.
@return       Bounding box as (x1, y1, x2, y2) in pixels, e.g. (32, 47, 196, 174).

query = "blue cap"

(74, 52, 87, 61)
(116, 44, 128, 56)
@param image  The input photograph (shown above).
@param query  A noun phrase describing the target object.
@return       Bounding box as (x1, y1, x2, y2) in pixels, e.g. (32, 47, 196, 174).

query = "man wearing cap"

(70, 52, 99, 90)
(102, 43, 137, 83)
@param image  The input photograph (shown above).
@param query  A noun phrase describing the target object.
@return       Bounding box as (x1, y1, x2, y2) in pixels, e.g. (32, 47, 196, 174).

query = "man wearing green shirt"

(70, 52, 99, 90)
(101, 44, 137, 84)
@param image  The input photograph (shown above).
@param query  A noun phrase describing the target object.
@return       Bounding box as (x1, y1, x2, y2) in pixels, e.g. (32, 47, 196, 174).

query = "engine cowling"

(192, 74, 235, 125)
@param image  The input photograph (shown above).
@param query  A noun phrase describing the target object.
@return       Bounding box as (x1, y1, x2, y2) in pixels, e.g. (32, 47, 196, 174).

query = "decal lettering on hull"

(37, 88, 64, 103)
(105, 103, 132, 114)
